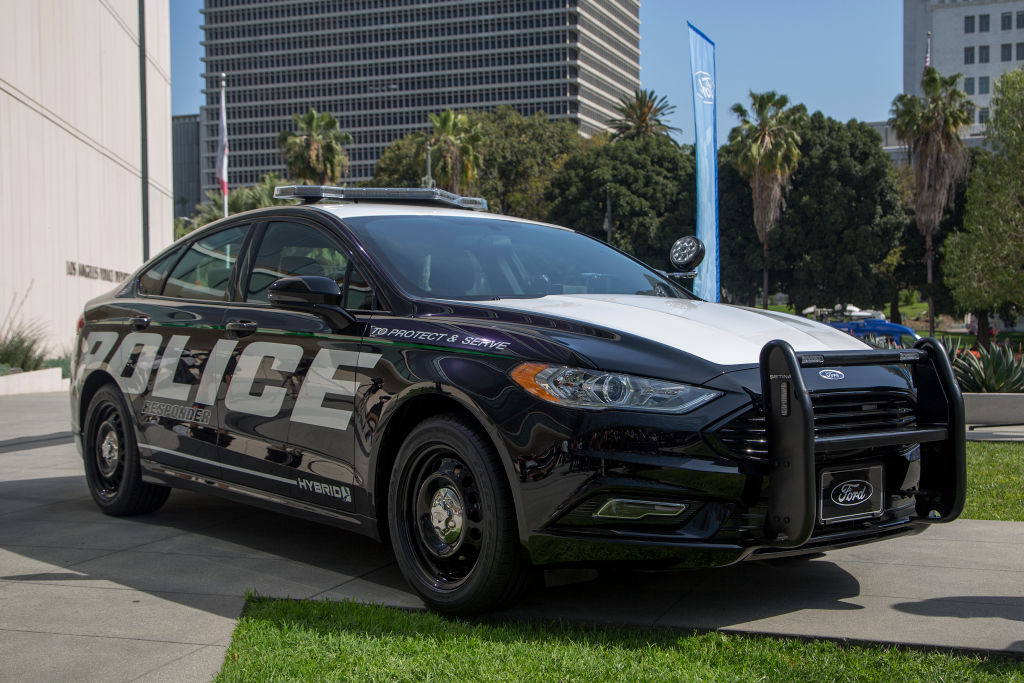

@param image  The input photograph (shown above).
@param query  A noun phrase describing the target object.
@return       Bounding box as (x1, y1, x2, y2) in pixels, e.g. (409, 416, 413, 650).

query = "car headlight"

(510, 362, 721, 413)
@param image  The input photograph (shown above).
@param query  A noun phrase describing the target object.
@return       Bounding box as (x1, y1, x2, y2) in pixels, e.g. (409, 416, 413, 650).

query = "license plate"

(819, 465, 884, 524)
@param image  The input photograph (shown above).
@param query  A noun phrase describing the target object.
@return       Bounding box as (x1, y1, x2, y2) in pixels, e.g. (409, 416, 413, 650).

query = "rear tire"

(388, 414, 529, 614)
(82, 384, 170, 516)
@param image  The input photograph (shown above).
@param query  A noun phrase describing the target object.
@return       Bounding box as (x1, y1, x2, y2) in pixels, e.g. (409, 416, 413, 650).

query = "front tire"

(82, 384, 169, 516)
(388, 415, 529, 614)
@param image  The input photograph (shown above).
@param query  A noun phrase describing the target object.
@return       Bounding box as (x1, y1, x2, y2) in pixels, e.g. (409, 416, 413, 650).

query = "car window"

(344, 263, 376, 311)
(137, 248, 181, 296)
(245, 221, 349, 303)
(342, 215, 690, 300)
(161, 226, 247, 301)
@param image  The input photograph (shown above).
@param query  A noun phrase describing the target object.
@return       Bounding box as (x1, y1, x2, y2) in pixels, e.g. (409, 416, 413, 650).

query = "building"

(173, 114, 202, 218)
(198, 0, 640, 194)
(0, 0, 173, 351)
(904, 0, 1024, 125)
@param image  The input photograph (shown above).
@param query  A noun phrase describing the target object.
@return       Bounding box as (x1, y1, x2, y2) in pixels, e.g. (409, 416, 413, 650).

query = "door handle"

(129, 316, 151, 331)
(226, 319, 259, 338)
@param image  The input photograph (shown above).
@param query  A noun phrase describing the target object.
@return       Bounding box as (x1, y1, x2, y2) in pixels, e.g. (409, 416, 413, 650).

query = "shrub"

(0, 319, 48, 373)
(941, 337, 1024, 393)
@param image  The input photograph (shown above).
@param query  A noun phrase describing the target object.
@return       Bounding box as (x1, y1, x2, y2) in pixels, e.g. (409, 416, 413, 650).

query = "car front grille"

(715, 390, 918, 463)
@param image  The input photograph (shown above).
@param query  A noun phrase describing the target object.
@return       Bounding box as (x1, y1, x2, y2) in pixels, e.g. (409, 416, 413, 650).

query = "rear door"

(110, 224, 250, 480)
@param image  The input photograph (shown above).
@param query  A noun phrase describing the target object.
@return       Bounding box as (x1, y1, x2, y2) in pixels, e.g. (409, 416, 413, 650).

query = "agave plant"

(942, 339, 1024, 393)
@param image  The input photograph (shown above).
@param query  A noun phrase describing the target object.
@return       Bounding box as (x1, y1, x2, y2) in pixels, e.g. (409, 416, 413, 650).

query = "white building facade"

(905, 0, 1024, 124)
(0, 0, 173, 353)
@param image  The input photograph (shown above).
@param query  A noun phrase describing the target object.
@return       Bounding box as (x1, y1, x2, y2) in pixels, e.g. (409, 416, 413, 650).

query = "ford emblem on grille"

(819, 369, 845, 380)
(831, 480, 873, 506)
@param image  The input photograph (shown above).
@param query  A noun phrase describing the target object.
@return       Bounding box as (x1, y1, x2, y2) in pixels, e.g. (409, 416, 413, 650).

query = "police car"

(71, 186, 966, 614)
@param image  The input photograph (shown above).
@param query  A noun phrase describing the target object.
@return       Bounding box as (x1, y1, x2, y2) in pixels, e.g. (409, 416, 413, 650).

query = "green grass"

(216, 599, 1023, 682)
(963, 441, 1024, 522)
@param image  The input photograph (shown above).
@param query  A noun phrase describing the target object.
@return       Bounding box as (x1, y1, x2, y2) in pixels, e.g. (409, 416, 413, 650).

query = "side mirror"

(669, 236, 705, 275)
(268, 275, 356, 331)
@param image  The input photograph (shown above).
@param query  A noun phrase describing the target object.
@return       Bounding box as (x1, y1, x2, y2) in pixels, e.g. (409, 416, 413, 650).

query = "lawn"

(962, 441, 1024, 521)
(217, 599, 1023, 682)
(216, 442, 1024, 681)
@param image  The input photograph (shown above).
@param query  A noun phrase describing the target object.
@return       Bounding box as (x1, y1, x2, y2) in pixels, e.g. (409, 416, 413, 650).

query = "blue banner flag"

(687, 22, 720, 302)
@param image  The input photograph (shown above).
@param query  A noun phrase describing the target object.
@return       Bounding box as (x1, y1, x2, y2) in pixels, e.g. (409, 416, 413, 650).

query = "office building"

(0, 0, 172, 351)
(173, 114, 203, 217)
(905, 0, 1024, 126)
(198, 0, 640, 194)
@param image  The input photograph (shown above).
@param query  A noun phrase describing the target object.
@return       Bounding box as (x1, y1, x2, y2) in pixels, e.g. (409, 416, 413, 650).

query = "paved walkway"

(1, 393, 1022, 681)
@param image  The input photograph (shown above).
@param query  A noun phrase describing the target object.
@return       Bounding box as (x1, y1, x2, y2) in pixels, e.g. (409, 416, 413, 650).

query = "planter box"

(0, 367, 70, 396)
(963, 392, 1024, 425)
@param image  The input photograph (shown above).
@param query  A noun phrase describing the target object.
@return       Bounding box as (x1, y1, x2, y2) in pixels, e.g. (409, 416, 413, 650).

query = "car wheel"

(388, 414, 529, 614)
(83, 384, 170, 516)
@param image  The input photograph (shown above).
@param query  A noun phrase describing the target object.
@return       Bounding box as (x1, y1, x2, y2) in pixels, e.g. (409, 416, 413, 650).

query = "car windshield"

(342, 215, 692, 301)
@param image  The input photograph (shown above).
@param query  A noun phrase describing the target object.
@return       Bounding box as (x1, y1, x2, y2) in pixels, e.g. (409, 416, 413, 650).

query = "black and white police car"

(72, 186, 965, 614)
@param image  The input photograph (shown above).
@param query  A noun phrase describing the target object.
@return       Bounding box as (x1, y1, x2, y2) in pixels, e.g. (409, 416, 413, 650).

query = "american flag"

(216, 74, 228, 199)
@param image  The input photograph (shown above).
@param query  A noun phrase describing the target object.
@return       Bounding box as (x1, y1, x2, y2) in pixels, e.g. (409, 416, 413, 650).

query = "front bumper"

(523, 337, 966, 567)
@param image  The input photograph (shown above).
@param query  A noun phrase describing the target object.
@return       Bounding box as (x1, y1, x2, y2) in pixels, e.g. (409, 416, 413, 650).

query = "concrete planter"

(0, 367, 70, 396)
(963, 392, 1024, 425)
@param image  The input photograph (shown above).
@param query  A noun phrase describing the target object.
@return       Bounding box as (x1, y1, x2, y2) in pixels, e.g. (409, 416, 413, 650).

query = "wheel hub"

(429, 486, 464, 550)
(98, 428, 120, 476)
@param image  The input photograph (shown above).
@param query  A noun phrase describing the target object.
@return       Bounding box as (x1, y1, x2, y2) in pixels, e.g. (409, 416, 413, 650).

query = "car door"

(122, 224, 250, 480)
(216, 218, 378, 517)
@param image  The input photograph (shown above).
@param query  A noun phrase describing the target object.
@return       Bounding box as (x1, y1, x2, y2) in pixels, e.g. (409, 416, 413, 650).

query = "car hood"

(474, 294, 869, 366)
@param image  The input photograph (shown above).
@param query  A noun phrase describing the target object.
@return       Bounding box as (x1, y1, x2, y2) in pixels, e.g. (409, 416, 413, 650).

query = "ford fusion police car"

(71, 186, 965, 614)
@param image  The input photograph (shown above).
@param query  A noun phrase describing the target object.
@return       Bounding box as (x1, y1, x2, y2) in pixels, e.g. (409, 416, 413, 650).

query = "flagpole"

(218, 72, 228, 218)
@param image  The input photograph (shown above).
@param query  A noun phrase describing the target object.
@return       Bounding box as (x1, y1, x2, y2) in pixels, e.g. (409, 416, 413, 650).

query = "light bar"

(273, 185, 488, 211)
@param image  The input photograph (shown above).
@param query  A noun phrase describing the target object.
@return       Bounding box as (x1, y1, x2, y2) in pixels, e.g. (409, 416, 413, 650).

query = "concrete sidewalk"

(1, 393, 1022, 682)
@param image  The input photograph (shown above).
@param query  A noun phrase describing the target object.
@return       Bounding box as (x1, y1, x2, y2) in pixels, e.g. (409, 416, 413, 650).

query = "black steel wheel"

(82, 384, 169, 515)
(388, 414, 529, 614)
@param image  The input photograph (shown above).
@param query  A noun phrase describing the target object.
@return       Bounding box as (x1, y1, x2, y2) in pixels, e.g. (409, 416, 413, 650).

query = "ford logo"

(819, 369, 845, 381)
(831, 480, 873, 506)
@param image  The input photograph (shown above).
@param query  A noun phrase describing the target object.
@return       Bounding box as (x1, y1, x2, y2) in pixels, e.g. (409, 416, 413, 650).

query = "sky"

(170, 0, 904, 144)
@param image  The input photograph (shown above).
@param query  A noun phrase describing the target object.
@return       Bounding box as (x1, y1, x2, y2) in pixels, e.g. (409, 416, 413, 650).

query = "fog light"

(593, 499, 688, 520)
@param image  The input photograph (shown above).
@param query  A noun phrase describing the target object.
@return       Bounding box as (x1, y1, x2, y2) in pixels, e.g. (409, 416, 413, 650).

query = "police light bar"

(273, 185, 488, 211)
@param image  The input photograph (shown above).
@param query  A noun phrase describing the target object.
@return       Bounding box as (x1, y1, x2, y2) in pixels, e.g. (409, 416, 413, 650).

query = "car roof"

(309, 201, 572, 230)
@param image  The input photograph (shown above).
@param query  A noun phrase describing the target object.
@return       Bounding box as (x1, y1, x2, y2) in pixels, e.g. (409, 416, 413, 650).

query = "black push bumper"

(758, 337, 966, 549)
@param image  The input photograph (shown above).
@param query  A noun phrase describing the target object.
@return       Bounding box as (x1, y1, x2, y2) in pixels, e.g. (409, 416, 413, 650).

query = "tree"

(771, 114, 905, 315)
(277, 108, 353, 185)
(889, 67, 973, 336)
(607, 88, 680, 141)
(370, 107, 582, 220)
(545, 135, 695, 269)
(193, 173, 290, 228)
(946, 67, 1024, 346)
(476, 106, 582, 219)
(728, 91, 807, 308)
(429, 109, 483, 194)
(717, 148, 762, 306)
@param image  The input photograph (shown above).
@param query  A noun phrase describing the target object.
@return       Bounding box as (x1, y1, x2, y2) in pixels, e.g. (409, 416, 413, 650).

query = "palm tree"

(607, 88, 680, 141)
(889, 67, 973, 337)
(277, 108, 353, 185)
(194, 173, 289, 228)
(729, 91, 807, 308)
(428, 109, 483, 194)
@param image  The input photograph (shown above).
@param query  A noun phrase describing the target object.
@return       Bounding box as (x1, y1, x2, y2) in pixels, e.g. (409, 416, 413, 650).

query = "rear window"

(162, 226, 247, 301)
(342, 216, 687, 301)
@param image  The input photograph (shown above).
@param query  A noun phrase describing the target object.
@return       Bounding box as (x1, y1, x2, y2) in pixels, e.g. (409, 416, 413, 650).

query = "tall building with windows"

(904, 0, 1024, 127)
(199, 0, 640, 194)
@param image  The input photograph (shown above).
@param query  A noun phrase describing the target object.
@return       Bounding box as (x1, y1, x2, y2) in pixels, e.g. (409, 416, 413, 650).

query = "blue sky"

(171, 0, 904, 143)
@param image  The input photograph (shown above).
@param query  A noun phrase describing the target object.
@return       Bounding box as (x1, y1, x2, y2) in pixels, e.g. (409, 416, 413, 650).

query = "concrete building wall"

(0, 0, 173, 353)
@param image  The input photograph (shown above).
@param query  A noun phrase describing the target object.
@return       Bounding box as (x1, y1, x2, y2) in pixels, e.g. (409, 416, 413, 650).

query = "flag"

(924, 31, 932, 70)
(216, 76, 229, 200)
(687, 23, 720, 302)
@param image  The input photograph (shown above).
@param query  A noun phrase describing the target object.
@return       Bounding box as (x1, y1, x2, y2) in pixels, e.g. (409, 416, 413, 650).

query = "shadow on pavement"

(893, 596, 1024, 622)
(0, 473, 864, 627)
